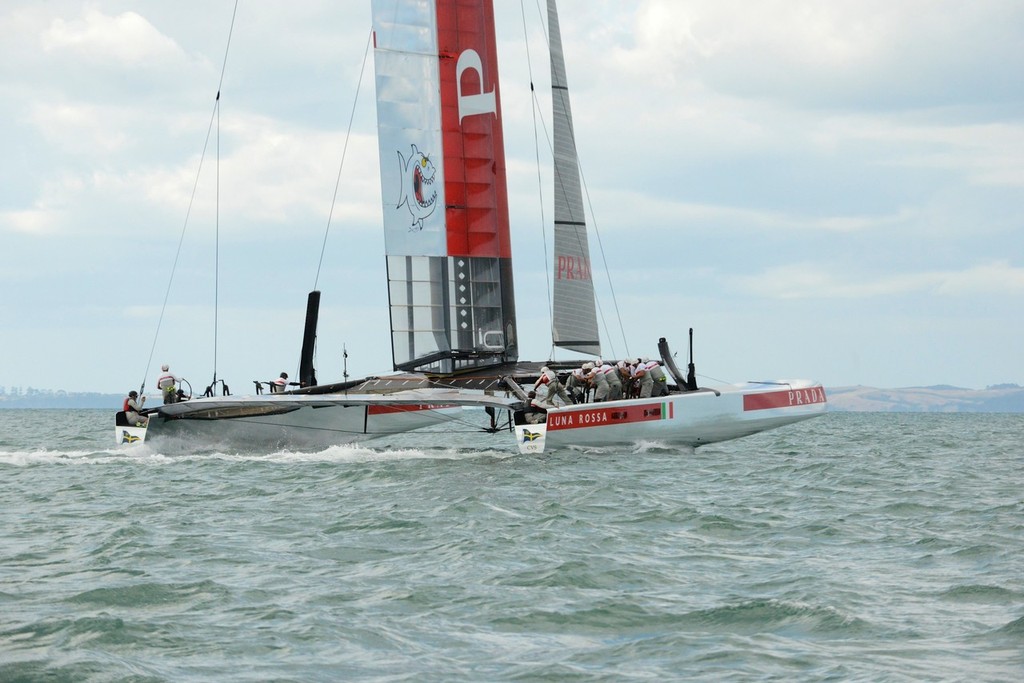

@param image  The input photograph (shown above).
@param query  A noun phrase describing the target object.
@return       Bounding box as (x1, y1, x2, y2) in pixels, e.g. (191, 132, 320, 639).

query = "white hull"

(114, 390, 512, 451)
(145, 404, 456, 451)
(514, 381, 827, 453)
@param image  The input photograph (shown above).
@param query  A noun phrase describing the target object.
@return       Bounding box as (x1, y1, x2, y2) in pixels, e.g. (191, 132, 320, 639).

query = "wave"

(68, 579, 230, 609)
(679, 599, 872, 637)
(939, 584, 1022, 603)
(992, 614, 1024, 636)
(492, 598, 871, 639)
(0, 442, 518, 466)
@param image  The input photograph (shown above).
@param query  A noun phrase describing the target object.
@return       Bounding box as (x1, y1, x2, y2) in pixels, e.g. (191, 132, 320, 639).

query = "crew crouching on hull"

(534, 367, 571, 407)
(617, 360, 634, 398)
(640, 357, 669, 397)
(588, 361, 612, 402)
(523, 391, 548, 424)
(564, 366, 590, 404)
(599, 361, 623, 401)
(632, 358, 655, 398)
(123, 391, 148, 426)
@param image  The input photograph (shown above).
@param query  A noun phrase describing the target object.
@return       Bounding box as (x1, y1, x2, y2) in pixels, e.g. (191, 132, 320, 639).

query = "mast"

(548, 0, 600, 357)
(371, 0, 518, 374)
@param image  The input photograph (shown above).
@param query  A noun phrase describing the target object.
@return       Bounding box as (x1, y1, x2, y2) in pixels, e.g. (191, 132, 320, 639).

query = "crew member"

(619, 360, 636, 398)
(271, 372, 297, 393)
(645, 358, 669, 397)
(123, 390, 148, 426)
(564, 366, 590, 404)
(523, 391, 548, 424)
(533, 366, 571, 407)
(601, 361, 624, 401)
(634, 357, 655, 398)
(157, 364, 181, 404)
(590, 361, 611, 402)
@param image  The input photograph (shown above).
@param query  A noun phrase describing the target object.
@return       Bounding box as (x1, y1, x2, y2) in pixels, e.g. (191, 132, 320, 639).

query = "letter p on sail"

(457, 49, 496, 122)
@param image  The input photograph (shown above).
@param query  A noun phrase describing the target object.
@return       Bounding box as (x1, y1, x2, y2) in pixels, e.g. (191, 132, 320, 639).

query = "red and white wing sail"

(372, 0, 517, 373)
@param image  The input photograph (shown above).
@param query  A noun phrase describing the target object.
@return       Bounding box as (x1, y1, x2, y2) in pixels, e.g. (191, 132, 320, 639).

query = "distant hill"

(826, 385, 1024, 413)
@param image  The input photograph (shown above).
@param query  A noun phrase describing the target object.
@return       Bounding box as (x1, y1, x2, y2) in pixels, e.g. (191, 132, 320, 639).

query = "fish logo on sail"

(121, 430, 141, 444)
(396, 144, 438, 231)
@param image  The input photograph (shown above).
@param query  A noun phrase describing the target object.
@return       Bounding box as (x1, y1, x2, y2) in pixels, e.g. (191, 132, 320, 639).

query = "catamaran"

(365, 0, 826, 453)
(117, 0, 825, 452)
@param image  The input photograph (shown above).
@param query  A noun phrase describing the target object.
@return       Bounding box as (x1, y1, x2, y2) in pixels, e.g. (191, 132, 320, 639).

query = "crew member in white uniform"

(634, 357, 655, 398)
(157, 364, 180, 404)
(565, 366, 590, 404)
(533, 367, 571, 407)
(644, 358, 669, 397)
(617, 361, 634, 398)
(601, 361, 623, 401)
(590, 362, 611, 402)
(271, 372, 295, 393)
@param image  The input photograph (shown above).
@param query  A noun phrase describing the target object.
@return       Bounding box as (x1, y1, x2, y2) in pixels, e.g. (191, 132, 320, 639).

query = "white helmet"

(641, 356, 650, 363)
(540, 366, 550, 374)
(161, 364, 169, 371)
(582, 362, 594, 370)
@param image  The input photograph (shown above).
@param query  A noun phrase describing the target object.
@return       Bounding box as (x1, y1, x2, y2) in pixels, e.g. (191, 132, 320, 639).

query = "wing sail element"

(372, 0, 517, 374)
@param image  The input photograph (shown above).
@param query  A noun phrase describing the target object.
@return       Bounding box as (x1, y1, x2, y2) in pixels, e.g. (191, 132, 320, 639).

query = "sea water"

(0, 410, 1021, 681)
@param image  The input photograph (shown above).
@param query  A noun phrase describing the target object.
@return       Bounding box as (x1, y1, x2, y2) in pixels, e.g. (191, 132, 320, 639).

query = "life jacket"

(123, 397, 131, 412)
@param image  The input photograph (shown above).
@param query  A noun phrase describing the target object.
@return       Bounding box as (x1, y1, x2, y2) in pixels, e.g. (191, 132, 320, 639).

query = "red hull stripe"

(547, 402, 669, 432)
(743, 387, 827, 412)
(367, 404, 455, 415)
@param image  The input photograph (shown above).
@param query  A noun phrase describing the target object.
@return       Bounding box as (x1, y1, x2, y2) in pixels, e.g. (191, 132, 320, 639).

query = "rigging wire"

(313, 28, 374, 291)
(213, 94, 221, 390)
(520, 0, 555, 353)
(137, 0, 240, 396)
(577, 160, 629, 360)
(301, 28, 373, 385)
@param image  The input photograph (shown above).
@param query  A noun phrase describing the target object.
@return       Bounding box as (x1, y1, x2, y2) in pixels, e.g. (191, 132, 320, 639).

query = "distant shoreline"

(825, 384, 1024, 412)
(0, 392, 126, 410)
(1, 385, 1021, 413)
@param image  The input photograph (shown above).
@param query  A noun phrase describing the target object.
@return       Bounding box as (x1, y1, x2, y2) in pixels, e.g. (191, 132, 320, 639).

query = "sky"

(1, 0, 1022, 396)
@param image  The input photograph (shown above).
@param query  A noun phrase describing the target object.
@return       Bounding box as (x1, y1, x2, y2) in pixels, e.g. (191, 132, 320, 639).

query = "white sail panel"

(548, 0, 600, 357)
(373, 2, 447, 257)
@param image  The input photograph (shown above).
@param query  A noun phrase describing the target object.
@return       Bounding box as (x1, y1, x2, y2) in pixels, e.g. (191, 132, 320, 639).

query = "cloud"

(1, 208, 61, 235)
(607, 0, 1024, 111)
(737, 261, 1024, 299)
(111, 114, 384, 233)
(41, 8, 184, 64)
(28, 101, 130, 153)
(816, 117, 1024, 188)
(593, 189, 917, 236)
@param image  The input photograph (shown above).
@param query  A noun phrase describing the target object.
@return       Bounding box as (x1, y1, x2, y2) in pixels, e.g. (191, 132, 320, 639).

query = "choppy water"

(1, 410, 1021, 681)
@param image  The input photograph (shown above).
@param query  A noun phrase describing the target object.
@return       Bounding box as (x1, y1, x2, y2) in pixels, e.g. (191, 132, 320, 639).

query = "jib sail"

(548, 0, 600, 356)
